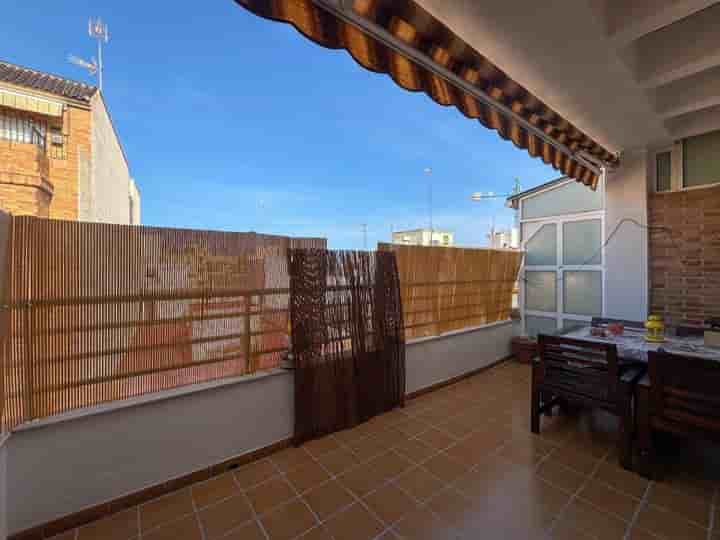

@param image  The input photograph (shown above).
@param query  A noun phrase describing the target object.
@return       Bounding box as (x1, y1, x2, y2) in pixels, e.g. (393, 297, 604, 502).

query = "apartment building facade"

(0, 60, 140, 224)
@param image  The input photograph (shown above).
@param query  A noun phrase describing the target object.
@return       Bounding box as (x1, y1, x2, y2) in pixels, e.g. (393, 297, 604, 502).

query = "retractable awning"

(235, 0, 620, 189)
(0, 88, 63, 117)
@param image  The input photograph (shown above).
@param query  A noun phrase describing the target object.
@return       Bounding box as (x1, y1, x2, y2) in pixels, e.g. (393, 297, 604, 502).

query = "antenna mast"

(68, 17, 109, 91)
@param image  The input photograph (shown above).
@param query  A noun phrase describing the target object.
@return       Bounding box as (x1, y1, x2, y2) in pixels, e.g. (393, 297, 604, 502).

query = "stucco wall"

(7, 322, 512, 535)
(85, 94, 135, 224)
(604, 150, 649, 322)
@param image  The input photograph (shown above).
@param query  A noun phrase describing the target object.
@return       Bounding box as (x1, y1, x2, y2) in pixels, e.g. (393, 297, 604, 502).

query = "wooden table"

(562, 326, 720, 473)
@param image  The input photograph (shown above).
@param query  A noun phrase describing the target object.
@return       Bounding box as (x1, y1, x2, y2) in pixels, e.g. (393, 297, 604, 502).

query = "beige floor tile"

(302, 480, 355, 521)
(316, 447, 361, 476)
(77, 508, 138, 540)
(143, 515, 201, 540)
(140, 489, 194, 532)
(234, 458, 279, 489)
(363, 483, 419, 525)
(394, 467, 445, 501)
(223, 520, 266, 540)
(634, 504, 707, 540)
(246, 477, 297, 515)
(286, 461, 331, 494)
(192, 473, 240, 509)
(198, 495, 254, 539)
(260, 500, 318, 540)
(324, 503, 385, 540)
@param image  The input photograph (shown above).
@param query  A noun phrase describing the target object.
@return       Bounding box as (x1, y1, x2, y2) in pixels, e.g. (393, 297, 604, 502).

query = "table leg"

(617, 380, 634, 470)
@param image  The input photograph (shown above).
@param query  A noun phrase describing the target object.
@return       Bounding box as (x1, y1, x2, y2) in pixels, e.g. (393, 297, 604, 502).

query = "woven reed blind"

(2, 216, 324, 429)
(379, 244, 522, 340)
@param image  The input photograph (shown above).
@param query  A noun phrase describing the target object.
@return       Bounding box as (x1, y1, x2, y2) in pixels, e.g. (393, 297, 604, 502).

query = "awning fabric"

(0, 89, 63, 117)
(235, 0, 620, 189)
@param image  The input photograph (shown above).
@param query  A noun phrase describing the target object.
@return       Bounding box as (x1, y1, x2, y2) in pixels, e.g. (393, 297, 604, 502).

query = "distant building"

(488, 227, 520, 249)
(392, 228, 454, 247)
(0, 60, 140, 224)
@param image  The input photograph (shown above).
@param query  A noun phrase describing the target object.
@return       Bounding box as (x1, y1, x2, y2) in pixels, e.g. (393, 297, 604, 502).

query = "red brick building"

(0, 60, 140, 223)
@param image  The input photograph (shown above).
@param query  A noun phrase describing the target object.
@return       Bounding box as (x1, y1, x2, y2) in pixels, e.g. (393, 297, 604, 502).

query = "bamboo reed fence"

(379, 244, 522, 340)
(0, 216, 324, 429)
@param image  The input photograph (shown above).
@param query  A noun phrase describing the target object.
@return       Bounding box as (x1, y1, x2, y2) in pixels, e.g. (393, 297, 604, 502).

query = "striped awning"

(235, 0, 620, 189)
(0, 88, 63, 117)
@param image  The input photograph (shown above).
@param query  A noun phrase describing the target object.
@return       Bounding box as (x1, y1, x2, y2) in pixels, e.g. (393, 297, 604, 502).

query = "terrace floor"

(52, 361, 720, 540)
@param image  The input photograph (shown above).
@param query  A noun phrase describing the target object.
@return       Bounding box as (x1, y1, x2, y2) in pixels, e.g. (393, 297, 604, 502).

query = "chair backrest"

(675, 325, 707, 337)
(591, 317, 645, 330)
(537, 334, 619, 403)
(648, 350, 720, 434)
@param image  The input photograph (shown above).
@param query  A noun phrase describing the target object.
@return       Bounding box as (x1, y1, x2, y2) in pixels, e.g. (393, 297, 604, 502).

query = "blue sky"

(2, 1, 558, 249)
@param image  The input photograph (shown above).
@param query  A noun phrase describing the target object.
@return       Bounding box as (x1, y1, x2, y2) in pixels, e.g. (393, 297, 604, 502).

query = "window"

(656, 151, 671, 192)
(0, 110, 46, 147)
(563, 219, 601, 265)
(525, 224, 556, 266)
(683, 130, 720, 188)
(442, 234, 450, 245)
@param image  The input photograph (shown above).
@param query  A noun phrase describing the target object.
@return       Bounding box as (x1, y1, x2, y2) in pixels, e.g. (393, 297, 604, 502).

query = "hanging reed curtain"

(289, 249, 405, 445)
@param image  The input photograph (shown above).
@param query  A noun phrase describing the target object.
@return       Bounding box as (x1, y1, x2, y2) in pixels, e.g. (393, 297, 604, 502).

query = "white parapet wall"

(6, 320, 513, 536)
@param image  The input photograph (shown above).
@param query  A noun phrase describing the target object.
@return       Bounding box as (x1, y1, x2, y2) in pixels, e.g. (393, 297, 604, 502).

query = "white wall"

(83, 93, 136, 224)
(7, 322, 512, 535)
(405, 321, 513, 394)
(604, 150, 649, 322)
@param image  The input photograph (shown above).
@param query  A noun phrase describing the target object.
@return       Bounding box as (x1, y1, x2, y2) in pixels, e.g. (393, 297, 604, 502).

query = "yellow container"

(645, 315, 666, 343)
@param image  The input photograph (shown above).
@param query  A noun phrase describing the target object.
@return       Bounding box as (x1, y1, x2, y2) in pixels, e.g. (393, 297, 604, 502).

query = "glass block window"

(563, 271, 602, 316)
(525, 271, 557, 312)
(525, 316, 558, 339)
(656, 151, 671, 192)
(683, 130, 720, 188)
(563, 220, 602, 265)
(525, 224, 557, 266)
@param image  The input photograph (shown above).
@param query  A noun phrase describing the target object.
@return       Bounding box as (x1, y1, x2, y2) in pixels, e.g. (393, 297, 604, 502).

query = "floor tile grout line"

(230, 466, 271, 540)
(189, 481, 207, 540)
(623, 480, 655, 540)
(546, 445, 611, 537)
(707, 485, 718, 540)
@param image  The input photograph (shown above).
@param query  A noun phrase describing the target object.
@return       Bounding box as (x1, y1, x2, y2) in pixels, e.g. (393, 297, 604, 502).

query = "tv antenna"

(68, 17, 109, 91)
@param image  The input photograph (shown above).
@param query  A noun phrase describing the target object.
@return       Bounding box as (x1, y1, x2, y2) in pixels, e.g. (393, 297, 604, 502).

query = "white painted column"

(604, 150, 650, 322)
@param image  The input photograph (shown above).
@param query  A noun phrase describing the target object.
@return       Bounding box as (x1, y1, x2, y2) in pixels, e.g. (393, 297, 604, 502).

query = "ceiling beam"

(652, 65, 720, 119)
(607, 0, 720, 49)
(631, 2, 720, 88)
(665, 104, 720, 139)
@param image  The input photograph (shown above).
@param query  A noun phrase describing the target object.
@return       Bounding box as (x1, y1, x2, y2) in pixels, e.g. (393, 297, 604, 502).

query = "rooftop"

(0, 60, 97, 102)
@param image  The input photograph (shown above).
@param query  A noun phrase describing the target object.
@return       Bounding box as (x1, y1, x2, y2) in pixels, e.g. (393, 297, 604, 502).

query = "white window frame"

(518, 183, 606, 336)
(679, 131, 720, 192)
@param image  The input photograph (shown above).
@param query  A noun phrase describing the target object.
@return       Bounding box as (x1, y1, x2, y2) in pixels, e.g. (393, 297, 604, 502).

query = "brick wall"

(648, 185, 720, 325)
(0, 104, 91, 221)
(0, 140, 52, 217)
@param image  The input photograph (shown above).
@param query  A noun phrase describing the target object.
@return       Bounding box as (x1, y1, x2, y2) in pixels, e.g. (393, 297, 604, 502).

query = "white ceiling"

(414, 0, 720, 153)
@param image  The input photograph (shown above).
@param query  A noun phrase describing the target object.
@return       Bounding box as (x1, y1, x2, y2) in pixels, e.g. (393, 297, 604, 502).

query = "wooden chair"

(532, 335, 645, 469)
(591, 317, 645, 330)
(636, 350, 720, 478)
